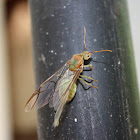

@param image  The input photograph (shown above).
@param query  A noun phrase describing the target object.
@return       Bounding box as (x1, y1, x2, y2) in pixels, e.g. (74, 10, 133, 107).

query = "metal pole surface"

(29, 0, 140, 139)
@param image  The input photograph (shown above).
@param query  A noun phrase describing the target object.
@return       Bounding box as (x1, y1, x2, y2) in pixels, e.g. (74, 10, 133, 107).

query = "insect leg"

(83, 64, 94, 70)
(79, 75, 98, 83)
(78, 78, 98, 89)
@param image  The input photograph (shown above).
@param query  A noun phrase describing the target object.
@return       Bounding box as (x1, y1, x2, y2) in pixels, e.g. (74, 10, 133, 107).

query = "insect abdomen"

(67, 83, 77, 102)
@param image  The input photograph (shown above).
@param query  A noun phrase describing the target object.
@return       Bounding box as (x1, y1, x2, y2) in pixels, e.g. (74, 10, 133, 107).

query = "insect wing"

(52, 68, 81, 127)
(53, 92, 69, 127)
(25, 62, 69, 112)
(50, 69, 75, 109)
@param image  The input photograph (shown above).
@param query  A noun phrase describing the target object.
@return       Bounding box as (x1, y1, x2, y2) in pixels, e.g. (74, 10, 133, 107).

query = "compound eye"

(86, 54, 90, 58)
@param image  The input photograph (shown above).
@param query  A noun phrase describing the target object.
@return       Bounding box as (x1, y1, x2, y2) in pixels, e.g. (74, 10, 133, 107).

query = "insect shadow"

(83, 58, 111, 71)
(79, 58, 108, 90)
(78, 80, 92, 90)
(84, 58, 92, 65)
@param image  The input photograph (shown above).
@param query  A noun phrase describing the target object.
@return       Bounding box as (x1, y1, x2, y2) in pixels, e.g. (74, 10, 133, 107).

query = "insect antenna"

(90, 50, 112, 53)
(84, 27, 87, 51)
(83, 28, 112, 53)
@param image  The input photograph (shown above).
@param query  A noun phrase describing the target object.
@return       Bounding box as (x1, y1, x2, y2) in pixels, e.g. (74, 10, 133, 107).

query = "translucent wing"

(25, 61, 69, 112)
(52, 68, 82, 127)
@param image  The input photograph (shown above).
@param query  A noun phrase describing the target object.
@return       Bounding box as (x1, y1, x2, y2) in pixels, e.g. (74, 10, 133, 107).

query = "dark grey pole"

(29, 0, 140, 139)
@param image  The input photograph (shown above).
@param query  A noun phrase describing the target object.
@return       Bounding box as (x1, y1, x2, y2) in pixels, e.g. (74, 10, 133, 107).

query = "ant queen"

(25, 27, 112, 127)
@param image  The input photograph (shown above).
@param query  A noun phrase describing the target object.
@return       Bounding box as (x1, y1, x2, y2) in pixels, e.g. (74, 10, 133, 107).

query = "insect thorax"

(69, 55, 83, 71)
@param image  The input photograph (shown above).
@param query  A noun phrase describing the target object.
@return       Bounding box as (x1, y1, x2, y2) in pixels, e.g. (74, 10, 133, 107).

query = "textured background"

(0, 0, 140, 140)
